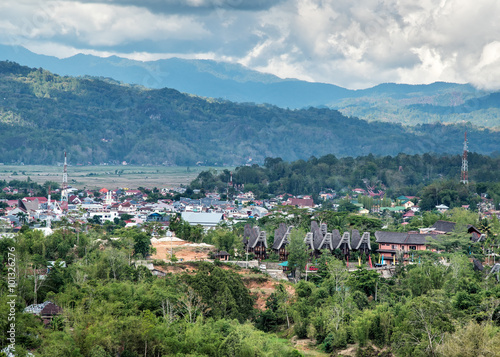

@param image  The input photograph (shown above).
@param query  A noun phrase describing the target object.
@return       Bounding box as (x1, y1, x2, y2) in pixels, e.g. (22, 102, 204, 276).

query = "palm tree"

(15, 211, 28, 225)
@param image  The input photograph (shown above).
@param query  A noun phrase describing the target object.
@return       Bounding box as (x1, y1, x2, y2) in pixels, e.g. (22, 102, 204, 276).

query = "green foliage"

(183, 263, 255, 322)
(205, 228, 237, 252)
(338, 199, 359, 213)
(190, 154, 499, 211)
(419, 180, 473, 211)
(392, 292, 455, 356)
(287, 228, 309, 278)
(168, 216, 204, 242)
(437, 321, 500, 357)
(348, 267, 379, 297)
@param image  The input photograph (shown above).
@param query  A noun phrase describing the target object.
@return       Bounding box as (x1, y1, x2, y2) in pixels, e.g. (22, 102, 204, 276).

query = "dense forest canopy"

(1, 61, 500, 166)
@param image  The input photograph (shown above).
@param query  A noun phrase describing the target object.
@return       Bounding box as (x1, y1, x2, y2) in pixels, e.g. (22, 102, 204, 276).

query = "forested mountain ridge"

(1, 61, 500, 166)
(1, 45, 499, 127)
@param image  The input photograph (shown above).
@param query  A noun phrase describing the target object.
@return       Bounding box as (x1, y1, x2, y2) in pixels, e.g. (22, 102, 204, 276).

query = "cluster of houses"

(0, 184, 328, 236)
(3, 181, 498, 233)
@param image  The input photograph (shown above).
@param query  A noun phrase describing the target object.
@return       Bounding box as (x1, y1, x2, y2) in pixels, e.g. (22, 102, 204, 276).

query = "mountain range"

(0, 60, 499, 166)
(1, 44, 499, 128)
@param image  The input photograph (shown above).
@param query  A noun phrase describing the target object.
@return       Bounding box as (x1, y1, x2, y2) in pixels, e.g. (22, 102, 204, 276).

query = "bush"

(321, 328, 348, 353)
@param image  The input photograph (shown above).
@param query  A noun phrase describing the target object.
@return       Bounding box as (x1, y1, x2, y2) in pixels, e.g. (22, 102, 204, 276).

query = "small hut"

(215, 250, 230, 261)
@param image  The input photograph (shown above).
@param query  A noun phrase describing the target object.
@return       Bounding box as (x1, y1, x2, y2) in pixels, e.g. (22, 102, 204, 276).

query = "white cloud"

(1, 0, 500, 90)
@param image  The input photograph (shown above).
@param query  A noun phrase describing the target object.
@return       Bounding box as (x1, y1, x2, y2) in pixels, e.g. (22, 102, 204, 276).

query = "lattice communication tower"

(460, 132, 468, 184)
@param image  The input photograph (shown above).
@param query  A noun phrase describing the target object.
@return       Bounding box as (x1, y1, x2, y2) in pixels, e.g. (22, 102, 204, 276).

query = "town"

(1, 154, 498, 272)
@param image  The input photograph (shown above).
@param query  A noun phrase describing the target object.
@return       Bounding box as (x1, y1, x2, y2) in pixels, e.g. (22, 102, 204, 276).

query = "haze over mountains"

(1, 44, 499, 128)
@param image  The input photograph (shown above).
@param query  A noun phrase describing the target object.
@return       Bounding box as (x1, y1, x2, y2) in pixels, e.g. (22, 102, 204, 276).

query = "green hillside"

(0, 61, 499, 166)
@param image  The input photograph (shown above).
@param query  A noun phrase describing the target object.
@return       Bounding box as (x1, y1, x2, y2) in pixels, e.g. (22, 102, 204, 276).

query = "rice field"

(0, 164, 232, 190)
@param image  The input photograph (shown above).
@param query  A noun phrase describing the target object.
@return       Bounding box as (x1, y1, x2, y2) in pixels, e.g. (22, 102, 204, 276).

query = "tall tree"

(287, 228, 309, 279)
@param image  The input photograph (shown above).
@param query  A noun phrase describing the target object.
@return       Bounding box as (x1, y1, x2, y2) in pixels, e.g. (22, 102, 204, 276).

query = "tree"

(177, 286, 207, 324)
(205, 228, 236, 252)
(326, 258, 349, 293)
(393, 293, 454, 357)
(16, 211, 28, 225)
(437, 321, 500, 357)
(338, 199, 359, 213)
(103, 248, 127, 280)
(287, 228, 308, 279)
(31, 254, 48, 305)
(132, 231, 151, 258)
(183, 263, 254, 322)
(348, 267, 379, 297)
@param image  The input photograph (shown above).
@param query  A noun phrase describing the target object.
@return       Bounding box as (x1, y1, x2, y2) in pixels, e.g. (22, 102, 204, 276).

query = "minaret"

(105, 190, 113, 206)
(460, 132, 468, 184)
(61, 152, 69, 202)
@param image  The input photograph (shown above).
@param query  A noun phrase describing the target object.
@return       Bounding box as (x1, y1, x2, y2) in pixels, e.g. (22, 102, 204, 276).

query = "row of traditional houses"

(242, 222, 372, 261)
(242, 219, 485, 265)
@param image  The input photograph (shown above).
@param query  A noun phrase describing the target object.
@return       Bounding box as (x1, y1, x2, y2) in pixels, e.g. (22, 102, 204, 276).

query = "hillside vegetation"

(1, 61, 500, 166)
(2, 45, 500, 127)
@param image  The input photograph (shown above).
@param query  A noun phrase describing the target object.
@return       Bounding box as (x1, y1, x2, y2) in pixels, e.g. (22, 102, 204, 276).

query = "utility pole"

(246, 244, 249, 269)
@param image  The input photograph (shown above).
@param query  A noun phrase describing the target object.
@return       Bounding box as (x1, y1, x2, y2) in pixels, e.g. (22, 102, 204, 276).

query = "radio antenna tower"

(460, 132, 468, 184)
(61, 151, 69, 202)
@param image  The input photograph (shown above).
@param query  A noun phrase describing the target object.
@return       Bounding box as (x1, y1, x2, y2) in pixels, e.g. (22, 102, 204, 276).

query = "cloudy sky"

(1, 0, 500, 89)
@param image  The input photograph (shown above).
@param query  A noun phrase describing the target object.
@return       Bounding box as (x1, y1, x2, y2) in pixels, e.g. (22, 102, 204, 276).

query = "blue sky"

(1, 0, 500, 89)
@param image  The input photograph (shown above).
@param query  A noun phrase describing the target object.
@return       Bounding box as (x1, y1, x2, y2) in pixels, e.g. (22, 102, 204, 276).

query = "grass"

(0, 164, 233, 190)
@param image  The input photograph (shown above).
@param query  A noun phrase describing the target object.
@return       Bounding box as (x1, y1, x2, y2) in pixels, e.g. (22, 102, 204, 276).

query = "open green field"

(0, 165, 232, 190)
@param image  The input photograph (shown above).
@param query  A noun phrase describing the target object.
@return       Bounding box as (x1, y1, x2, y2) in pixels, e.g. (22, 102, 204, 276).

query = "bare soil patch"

(151, 237, 215, 262)
(149, 241, 295, 312)
(244, 278, 295, 310)
(292, 338, 329, 357)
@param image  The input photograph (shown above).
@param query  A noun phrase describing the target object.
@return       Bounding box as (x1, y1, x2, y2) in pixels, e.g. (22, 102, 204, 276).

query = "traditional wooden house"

(332, 230, 352, 258)
(351, 229, 371, 254)
(304, 232, 314, 250)
(41, 302, 62, 320)
(304, 221, 336, 257)
(243, 224, 268, 260)
(314, 223, 335, 252)
(272, 223, 292, 261)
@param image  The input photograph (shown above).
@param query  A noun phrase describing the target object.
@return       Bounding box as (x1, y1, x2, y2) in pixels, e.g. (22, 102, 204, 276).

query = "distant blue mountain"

(1, 44, 497, 126)
(0, 44, 355, 108)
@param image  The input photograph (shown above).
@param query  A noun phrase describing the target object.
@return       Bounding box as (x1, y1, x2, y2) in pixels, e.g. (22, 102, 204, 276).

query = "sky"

(1, 0, 500, 89)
